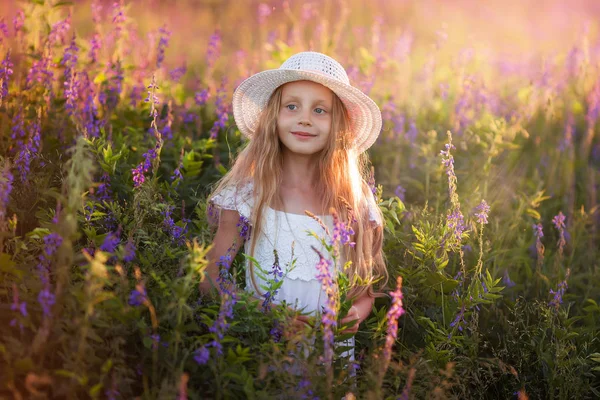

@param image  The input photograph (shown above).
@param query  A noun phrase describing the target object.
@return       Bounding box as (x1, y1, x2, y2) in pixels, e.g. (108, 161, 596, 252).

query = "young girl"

(200, 51, 387, 360)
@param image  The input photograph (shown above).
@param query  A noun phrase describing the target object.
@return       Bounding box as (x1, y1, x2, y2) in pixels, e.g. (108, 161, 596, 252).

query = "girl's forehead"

(281, 80, 333, 100)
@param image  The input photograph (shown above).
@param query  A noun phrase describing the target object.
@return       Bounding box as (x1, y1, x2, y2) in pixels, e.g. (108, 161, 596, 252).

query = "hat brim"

(232, 69, 382, 153)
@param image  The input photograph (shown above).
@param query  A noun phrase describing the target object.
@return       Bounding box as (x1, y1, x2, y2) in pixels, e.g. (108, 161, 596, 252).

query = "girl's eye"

(315, 108, 326, 114)
(286, 104, 297, 111)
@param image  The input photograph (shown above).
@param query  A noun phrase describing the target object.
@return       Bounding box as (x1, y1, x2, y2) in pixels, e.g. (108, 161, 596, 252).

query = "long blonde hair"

(210, 82, 388, 299)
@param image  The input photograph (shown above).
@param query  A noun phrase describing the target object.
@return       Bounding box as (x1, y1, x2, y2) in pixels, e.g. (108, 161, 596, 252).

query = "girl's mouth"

(291, 131, 317, 138)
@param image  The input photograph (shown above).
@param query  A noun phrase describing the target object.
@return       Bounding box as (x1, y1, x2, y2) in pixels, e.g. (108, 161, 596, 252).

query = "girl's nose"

(298, 110, 312, 126)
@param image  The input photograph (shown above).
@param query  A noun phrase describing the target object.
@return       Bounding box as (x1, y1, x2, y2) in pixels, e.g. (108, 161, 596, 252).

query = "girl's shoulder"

(209, 180, 254, 221)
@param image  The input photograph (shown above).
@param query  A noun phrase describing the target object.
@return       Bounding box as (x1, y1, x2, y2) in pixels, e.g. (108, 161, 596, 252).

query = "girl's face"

(277, 80, 333, 157)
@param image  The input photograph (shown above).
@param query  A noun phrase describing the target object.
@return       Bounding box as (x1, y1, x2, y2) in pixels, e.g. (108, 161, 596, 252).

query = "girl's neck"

(280, 150, 320, 190)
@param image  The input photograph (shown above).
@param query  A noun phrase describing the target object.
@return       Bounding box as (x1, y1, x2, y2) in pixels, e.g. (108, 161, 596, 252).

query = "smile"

(291, 131, 317, 138)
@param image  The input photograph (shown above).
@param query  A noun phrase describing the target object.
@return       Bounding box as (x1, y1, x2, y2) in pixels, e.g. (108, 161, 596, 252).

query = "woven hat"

(232, 51, 382, 153)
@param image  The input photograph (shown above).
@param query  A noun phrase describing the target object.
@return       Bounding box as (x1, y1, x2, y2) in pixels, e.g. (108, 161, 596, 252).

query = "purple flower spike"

(100, 231, 120, 253)
(128, 287, 147, 307)
(194, 345, 210, 365)
(473, 200, 490, 225)
(38, 289, 56, 317)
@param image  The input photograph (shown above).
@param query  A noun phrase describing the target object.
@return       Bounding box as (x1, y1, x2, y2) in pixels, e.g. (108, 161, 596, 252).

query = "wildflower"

(132, 147, 158, 188)
(123, 239, 136, 262)
(552, 211, 567, 257)
(47, 15, 71, 46)
(503, 269, 516, 288)
(128, 287, 147, 307)
(332, 210, 355, 248)
(194, 345, 210, 365)
(100, 231, 120, 253)
(313, 248, 337, 366)
(156, 25, 171, 68)
(381, 276, 405, 377)
(0, 162, 13, 218)
(169, 65, 186, 82)
(130, 83, 144, 107)
(447, 209, 466, 243)
(549, 269, 570, 309)
(88, 33, 102, 64)
(10, 284, 27, 330)
(395, 185, 406, 201)
(206, 30, 221, 69)
(257, 3, 272, 24)
(262, 250, 282, 310)
(162, 206, 189, 245)
(13, 10, 24, 35)
(473, 200, 490, 225)
(194, 89, 210, 106)
(95, 173, 112, 202)
(209, 81, 229, 139)
(269, 324, 283, 342)
(0, 50, 13, 103)
(38, 288, 56, 317)
(450, 304, 466, 332)
(533, 223, 544, 238)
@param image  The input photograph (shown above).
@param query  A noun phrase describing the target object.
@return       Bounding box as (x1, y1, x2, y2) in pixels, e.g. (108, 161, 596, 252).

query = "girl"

(200, 51, 387, 359)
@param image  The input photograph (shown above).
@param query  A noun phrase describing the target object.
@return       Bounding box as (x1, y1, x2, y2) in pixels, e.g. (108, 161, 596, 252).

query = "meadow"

(0, 0, 599, 398)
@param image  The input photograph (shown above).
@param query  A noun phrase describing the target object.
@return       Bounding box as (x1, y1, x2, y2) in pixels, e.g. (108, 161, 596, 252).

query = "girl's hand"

(339, 306, 360, 334)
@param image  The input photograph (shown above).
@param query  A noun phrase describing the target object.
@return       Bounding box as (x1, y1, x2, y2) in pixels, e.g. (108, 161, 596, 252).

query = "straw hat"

(232, 51, 382, 153)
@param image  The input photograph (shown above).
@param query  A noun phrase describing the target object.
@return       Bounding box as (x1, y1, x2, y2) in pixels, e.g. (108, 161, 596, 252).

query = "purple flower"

(381, 276, 405, 376)
(209, 81, 229, 139)
(194, 89, 210, 106)
(100, 231, 120, 253)
(533, 223, 544, 239)
(156, 25, 171, 68)
(13, 10, 24, 35)
(0, 162, 13, 218)
(88, 33, 102, 64)
(11, 300, 28, 317)
(332, 211, 355, 248)
(549, 271, 570, 309)
(132, 147, 158, 188)
(130, 83, 144, 107)
(447, 210, 466, 243)
(128, 287, 147, 307)
(194, 345, 210, 365)
(48, 16, 71, 47)
(38, 289, 56, 318)
(257, 3, 272, 24)
(313, 248, 337, 366)
(206, 30, 221, 69)
(552, 212, 566, 231)
(503, 270, 516, 288)
(0, 50, 13, 102)
(95, 173, 112, 202)
(236, 215, 250, 240)
(169, 65, 186, 82)
(123, 239, 136, 262)
(395, 185, 406, 201)
(552, 211, 567, 256)
(450, 304, 466, 332)
(162, 206, 189, 245)
(473, 200, 490, 225)
(262, 250, 282, 310)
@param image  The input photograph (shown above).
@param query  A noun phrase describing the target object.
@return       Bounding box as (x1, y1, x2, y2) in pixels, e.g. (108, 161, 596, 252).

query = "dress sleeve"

(366, 192, 383, 227)
(209, 181, 254, 223)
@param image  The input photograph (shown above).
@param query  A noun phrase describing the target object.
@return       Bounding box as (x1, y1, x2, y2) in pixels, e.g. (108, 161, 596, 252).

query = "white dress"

(210, 181, 382, 360)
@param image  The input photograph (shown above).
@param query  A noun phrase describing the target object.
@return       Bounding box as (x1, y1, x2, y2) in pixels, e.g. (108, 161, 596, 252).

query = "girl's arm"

(199, 209, 245, 295)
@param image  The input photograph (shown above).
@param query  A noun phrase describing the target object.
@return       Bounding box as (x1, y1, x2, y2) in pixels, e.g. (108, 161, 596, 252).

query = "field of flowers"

(1, 0, 600, 398)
